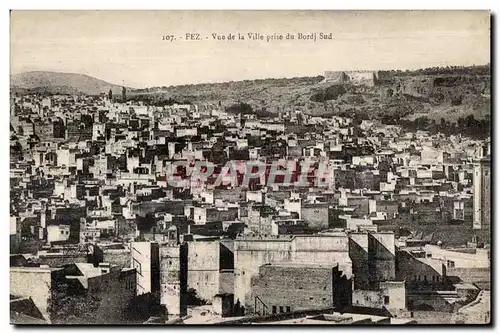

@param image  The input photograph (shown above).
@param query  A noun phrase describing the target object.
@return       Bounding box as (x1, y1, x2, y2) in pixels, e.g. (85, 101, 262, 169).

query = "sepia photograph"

(9, 10, 491, 325)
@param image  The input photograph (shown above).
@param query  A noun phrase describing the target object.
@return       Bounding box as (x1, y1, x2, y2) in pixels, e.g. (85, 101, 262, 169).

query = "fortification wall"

(233, 234, 351, 306)
(323, 71, 377, 86)
(187, 241, 220, 302)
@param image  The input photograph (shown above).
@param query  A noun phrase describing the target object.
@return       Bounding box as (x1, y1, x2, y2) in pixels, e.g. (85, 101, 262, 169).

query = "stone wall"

(446, 267, 490, 285)
(187, 240, 220, 302)
(86, 268, 137, 323)
(246, 264, 351, 315)
(301, 203, 329, 230)
(233, 234, 352, 306)
(348, 233, 370, 289)
(10, 267, 62, 321)
(159, 243, 188, 316)
(323, 71, 377, 87)
(352, 281, 405, 310)
(368, 232, 396, 282)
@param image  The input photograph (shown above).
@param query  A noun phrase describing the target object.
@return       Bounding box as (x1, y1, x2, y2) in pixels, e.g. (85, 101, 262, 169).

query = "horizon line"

(11, 62, 491, 90)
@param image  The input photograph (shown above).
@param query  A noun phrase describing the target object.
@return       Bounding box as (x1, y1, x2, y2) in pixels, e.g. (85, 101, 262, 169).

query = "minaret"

(122, 82, 127, 102)
(108, 89, 113, 101)
(473, 146, 491, 237)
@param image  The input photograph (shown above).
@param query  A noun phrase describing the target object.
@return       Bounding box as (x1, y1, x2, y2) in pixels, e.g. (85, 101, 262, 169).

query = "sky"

(10, 10, 491, 88)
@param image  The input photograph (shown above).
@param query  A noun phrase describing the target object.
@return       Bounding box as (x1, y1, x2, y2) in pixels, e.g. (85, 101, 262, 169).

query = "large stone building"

(186, 240, 234, 302)
(323, 71, 378, 87)
(232, 233, 353, 307)
(247, 263, 352, 315)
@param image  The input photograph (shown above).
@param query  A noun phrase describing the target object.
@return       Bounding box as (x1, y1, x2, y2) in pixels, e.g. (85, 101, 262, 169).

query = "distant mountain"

(10, 71, 131, 95)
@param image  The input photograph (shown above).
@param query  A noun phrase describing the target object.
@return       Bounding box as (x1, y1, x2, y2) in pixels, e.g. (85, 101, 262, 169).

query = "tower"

(40, 202, 51, 229)
(159, 242, 188, 318)
(131, 242, 160, 296)
(473, 156, 491, 234)
(122, 86, 127, 102)
(108, 89, 113, 101)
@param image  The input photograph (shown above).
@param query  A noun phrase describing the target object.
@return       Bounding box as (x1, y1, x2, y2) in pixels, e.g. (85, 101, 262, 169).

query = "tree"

(186, 288, 207, 306)
(48, 281, 102, 324)
(440, 118, 446, 128)
(226, 102, 253, 115)
(465, 115, 476, 128)
(386, 88, 394, 98)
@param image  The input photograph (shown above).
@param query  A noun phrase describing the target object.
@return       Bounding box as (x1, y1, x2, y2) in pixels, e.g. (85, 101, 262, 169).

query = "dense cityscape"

(9, 67, 491, 325)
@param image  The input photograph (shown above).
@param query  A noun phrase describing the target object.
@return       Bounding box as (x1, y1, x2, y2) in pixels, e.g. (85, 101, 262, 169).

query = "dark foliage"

(310, 85, 347, 102)
(382, 114, 491, 139)
(47, 281, 102, 324)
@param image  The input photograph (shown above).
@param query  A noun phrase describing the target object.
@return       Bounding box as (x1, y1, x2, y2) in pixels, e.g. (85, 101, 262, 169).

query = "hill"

(129, 65, 490, 129)
(10, 66, 490, 138)
(129, 76, 325, 115)
(10, 71, 129, 96)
